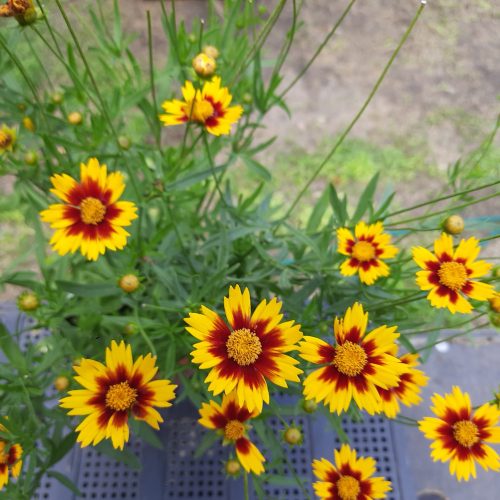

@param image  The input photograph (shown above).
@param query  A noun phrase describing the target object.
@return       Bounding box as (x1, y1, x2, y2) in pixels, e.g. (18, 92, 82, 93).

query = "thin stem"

(202, 133, 228, 209)
(386, 191, 499, 228)
(279, 0, 357, 99)
(147, 10, 162, 150)
(243, 472, 250, 500)
(415, 321, 491, 353)
(403, 312, 487, 336)
(277, 2, 426, 228)
(134, 308, 157, 356)
(366, 291, 425, 312)
(35, 0, 64, 58)
(384, 179, 500, 220)
(53, 0, 141, 199)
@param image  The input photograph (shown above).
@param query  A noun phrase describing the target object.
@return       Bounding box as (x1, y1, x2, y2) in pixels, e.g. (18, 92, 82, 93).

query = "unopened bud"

(123, 323, 138, 336)
(443, 215, 464, 235)
(283, 426, 302, 445)
(192, 53, 216, 78)
(202, 45, 219, 59)
(22, 116, 35, 132)
(24, 150, 38, 165)
(490, 293, 500, 314)
(118, 136, 131, 150)
(225, 459, 241, 476)
(54, 376, 69, 392)
(118, 274, 140, 293)
(68, 111, 83, 125)
(302, 399, 318, 413)
(17, 291, 39, 312)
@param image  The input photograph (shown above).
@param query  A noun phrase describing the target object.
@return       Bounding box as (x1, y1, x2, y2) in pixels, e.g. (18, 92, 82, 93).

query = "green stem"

(365, 291, 425, 312)
(415, 321, 491, 353)
(202, 133, 228, 209)
(147, 10, 162, 150)
(53, 0, 141, 199)
(134, 308, 157, 356)
(277, 2, 426, 228)
(243, 472, 250, 500)
(385, 191, 499, 228)
(279, 0, 357, 99)
(403, 312, 487, 336)
(384, 179, 500, 220)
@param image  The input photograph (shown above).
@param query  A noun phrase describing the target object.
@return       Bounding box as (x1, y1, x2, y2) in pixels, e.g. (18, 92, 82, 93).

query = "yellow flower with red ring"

(299, 302, 406, 415)
(185, 285, 303, 413)
(419, 386, 500, 481)
(413, 233, 494, 314)
(0, 423, 22, 491)
(0, 124, 16, 154)
(377, 353, 429, 418)
(159, 77, 243, 136)
(198, 392, 265, 475)
(337, 222, 398, 285)
(312, 444, 392, 499)
(40, 158, 138, 261)
(59, 341, 176, 451)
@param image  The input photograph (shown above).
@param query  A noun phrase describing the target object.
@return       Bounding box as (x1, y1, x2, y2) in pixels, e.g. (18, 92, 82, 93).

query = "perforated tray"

(1, 306, 414, 499)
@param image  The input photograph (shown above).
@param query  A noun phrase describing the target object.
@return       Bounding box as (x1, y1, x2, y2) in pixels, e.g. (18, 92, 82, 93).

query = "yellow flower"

(419, 386, 500, 481)
(185, 284, 303, 413)
(312, 444, 392, 499)
(0, 424, 23, 491)
(40, 158, 138, 261)
(192, 53, 217, 77)
(299, 302, 406, 415)
(0, 125, 16, 154)
(198, 392, 265, 475)
(337, 222, 398, 285)
(60, 340, 176, 450)
(377, 353, 429, 418)
(413, 233, 494, 314)
(159, 77, 243, 136)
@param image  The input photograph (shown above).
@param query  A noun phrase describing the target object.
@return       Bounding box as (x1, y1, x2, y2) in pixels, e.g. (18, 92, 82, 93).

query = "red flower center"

(0, 131, 13, 149)
(333, 341, 367, 377)
(105, 381, 137, 411)
(438, 261, 467, 291)
(80, 196, 106, 225)
(453, 420, 479, 448)
(351, 241, 375, 261)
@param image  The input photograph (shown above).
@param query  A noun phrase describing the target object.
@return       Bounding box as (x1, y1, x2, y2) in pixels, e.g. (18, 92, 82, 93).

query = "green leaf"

(46, 471, 82, 496)
(306, 187, 330, 233)
(351, 172, 379, 224)
(329, 183, 348, 226)
(240, 155, 272, 181)
(55, 281, 119, 298)
(165, 164, 224, 192)
(0, 323, 27, 372)
(48, 432, 77, 468)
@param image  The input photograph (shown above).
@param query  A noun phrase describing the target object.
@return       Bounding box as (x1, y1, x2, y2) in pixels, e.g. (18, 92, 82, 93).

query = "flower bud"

(202, 45, 219, 59)
(54, 376, 69, 392)
(491, 313, 500, 328)
(24, 150, 38, 165)
(68, 111, 83, 125)
(443, 215, 464, 235)
(283, 426, 302, 445)
(118, 274, 140, 293)
(192, 53, 217, 78)
(17, 291, 39, 312)
(22, 116, 35, 132)
(242, 93, 253, 105)
(51, 92, 64, 105)
(188, 33, 197, 44)
(490, 293, 500, 314)
(225, 459, 241, 476)
(302, 398, 318, 413)
(123, 323, 138, 336)
(118, 135, 131, 150)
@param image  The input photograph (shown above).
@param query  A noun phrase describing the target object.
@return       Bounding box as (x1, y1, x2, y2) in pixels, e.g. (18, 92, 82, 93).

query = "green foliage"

(0, 1, 498, 498)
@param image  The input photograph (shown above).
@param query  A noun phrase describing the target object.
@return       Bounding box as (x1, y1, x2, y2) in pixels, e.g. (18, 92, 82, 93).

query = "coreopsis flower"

(40, 158, 138, 261)
(185, 284, 303, 412)
(377, 353, 429, 418)
(419, 386, 500, 481)
(489, 292, 500, 313)
(59, 340, 176, 450)
(0, 424, 23, 491)
(337, 222, 398, 285)
(413, 233, 494, 314)
(159, 77, 243, 136)
(0, 125, 16, 154)
(198, 392, 265, 475)
(312, 444, 391, 499)
(299, 302, 406, 415)
(0, 0, 32, 19)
